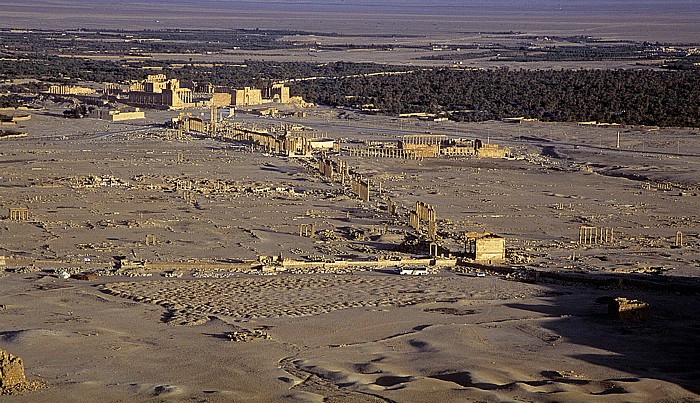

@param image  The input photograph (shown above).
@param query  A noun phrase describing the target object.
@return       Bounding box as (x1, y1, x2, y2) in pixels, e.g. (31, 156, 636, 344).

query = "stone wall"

(477, 143, 511, 158)
(211, 92, 232, 107)
(0, 349, 26, 390)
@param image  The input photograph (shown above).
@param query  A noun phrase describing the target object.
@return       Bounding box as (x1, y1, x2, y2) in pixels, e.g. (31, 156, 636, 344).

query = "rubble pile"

(225, 329, 272, 342)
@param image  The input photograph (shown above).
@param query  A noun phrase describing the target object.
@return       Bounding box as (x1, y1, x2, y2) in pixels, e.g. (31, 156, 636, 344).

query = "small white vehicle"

(395, 266, 428, 275)
(475, 272, 486, 277)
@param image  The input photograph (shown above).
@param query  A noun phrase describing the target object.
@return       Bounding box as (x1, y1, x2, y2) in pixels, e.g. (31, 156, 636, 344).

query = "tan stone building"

(89, 108, 145, 122)
(232, 87, 263, 106)
(175, 115, 206, 133)
(466, 233, 506, 263)
(399, 142, 440, 158)
(309, 139, 336, 151)
(210, 92, 232, 108)
(441, 146, 476, 156)
(440, 138, 478, 156)
(129, 75, 193, 109)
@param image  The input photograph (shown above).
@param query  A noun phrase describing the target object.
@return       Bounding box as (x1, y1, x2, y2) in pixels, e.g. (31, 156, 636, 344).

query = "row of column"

(402, 134, 446, 146)
(346, 147, 418, 159)
(8, 208, 29, 221)
(579, 226, 614, 244)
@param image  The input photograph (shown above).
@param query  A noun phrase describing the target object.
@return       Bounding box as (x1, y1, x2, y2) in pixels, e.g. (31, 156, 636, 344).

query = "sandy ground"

(1, 5, 699, 397)
(1, 271, 698, 402)
(2, 103, 698, 275)
(0, 99, 699, 401)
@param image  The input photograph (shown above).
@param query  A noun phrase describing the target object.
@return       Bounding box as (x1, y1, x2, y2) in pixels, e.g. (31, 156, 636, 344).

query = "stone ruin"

(409, 201, 437, 240)
(0, 349, 41, 395)
(0, 350, 25, 389)
(608, 297, 650, 320)
(465, 233, 506, 263)
(225, 329, 272, 342)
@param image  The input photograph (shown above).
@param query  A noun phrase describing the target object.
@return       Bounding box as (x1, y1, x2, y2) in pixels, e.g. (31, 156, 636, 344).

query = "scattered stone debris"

(161, 309, 209, 326)
(0, 349, 45, 395)
(193, 270, 254, 278)
(71, 175, 129, 188)
(540, 370, 582, 380)
(224, 329, 272, 342)
(424, 307, 478, 316)
(119, 270, 153, 278)
(72, 272, 98, 281)
(286, 266, 363, 275)
(5, 266, 41, 274)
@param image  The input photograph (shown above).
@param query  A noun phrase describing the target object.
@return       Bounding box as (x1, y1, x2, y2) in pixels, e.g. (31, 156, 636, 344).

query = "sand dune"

(1, 268, 698, 401)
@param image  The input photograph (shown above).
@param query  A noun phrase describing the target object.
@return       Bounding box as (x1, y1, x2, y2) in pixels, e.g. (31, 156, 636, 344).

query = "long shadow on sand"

(505, 284, 700, 395)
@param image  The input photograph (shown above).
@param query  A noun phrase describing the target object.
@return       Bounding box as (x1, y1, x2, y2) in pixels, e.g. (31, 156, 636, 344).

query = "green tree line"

(292, 68, 700, 127)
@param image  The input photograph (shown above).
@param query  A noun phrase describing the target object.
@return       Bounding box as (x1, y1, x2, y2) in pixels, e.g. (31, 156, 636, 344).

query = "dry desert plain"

(0, 100, 699, 402)
(2, 0, 699, 43)
(1, 2, 700, 399)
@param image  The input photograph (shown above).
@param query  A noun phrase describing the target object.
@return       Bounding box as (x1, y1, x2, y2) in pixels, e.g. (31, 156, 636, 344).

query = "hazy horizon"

(0, 0, 697, 41)
(3, 0, 698, 15)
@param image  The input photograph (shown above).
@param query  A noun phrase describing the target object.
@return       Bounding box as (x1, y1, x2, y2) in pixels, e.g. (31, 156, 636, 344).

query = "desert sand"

(1, 1, 699, 401)
(1, 99, 698, 402)
(1, 269, 699, 401)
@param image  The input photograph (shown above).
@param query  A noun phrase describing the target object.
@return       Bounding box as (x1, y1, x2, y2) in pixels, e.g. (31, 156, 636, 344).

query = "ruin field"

(1, 102, 699, 275)
(1, 1, 699, 400)
(1, 99, 699, 401)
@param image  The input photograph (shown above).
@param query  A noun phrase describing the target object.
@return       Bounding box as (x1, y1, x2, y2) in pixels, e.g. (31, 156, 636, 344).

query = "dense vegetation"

(0, 29, 312, 54)
(1, 26, 698, 128)
(166, 61, 409, 87)
(0, 54, 407, 87)
(0, 94, 24, 108)
(292, 68, 700, 127)
(663, 54, 700, 71)
(0, 56, 146, 83)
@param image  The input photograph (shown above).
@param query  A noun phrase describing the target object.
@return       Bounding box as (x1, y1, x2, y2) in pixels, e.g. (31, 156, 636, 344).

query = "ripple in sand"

(99, 276, 481, 323)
